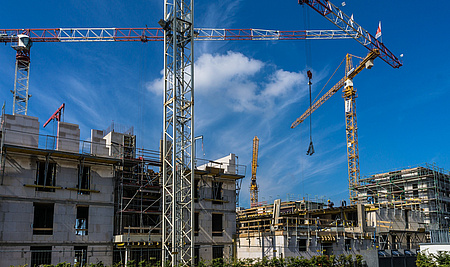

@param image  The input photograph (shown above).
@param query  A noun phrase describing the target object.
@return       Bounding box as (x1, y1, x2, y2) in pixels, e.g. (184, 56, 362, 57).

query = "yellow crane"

(250, 136, 259, 207)
(291, 49, 380, 203)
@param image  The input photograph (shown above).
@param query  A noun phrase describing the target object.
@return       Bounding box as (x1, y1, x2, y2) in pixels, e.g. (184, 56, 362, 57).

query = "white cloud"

(146, 71, 164, 96)
(262, 69, 303, 97)
(147, 51, 307, 114)
(195, 51, 263, 92)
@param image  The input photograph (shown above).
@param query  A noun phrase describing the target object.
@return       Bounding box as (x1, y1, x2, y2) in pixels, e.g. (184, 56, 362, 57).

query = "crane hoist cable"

(306, 70, 314, 156)
(306, 56, 346, 156)
(137, 44, 148, 148)
(303, 4, 315, 156)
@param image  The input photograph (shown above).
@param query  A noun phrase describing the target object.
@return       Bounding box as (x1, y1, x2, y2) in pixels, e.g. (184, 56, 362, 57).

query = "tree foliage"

(15, 255, 364, 267)
(417, 250, 450, 267)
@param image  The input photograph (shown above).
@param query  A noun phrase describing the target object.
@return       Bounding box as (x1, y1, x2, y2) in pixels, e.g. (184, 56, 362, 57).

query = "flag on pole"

(375, 21, 382, 39)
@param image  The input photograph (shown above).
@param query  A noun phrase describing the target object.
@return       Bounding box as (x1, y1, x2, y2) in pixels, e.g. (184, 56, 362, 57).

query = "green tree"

(416, 251, 437, 267)
(432, 251, 450, 267)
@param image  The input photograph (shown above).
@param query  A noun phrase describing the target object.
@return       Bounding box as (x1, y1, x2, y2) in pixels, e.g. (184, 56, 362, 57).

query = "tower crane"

(291, 49, 379, 203)
(250, 136, 259, 207)
(295, 0, 402, 205)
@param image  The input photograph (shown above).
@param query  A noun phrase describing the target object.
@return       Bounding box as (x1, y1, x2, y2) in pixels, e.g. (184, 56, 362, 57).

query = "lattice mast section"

(343, 54, 359, 203)
(13, 48, 31, 115)
(250, 136, 259, 206)
(161, 0, 194, 266)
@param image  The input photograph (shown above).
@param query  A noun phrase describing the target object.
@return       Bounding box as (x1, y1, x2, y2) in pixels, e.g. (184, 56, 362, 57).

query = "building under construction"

(0, 113, 246, 266)
(0, 114, 120, 266)
(234, 164, 450, 267)
(354, 164, 450, 242)
(2, 112, 450, 267)
(236, 198, 425, 267)
(111, 143, 246, 264)
(102, 126, 163, 264)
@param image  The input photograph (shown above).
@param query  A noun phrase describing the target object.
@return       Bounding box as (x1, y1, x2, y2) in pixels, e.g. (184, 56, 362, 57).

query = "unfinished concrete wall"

(195, 181, 237, 261)
(57, 122, 80, 153)
(0, 201, 33, 242)
(0, 246, 29, 267)
(2, 114, 39, 148)
(0, 147, 115, 266)
(90, 129, 109, 156)
(201, 153, 237, 174)
(103, 131, 125, 158)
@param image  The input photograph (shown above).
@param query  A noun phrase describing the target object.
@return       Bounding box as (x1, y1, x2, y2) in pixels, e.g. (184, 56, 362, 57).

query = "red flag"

(375, 21, 382, 39)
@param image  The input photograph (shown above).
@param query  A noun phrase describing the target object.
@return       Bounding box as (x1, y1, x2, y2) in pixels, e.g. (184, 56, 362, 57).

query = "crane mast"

(11, 35, 32, 115)
(250, 136, 259, 207)
(161, 0, 194, 265)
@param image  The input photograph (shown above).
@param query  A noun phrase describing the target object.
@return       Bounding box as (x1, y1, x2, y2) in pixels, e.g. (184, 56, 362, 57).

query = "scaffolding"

(355, 163, 450, 231)
(111, 131, 163, 264)
(236, 199, 427, 259)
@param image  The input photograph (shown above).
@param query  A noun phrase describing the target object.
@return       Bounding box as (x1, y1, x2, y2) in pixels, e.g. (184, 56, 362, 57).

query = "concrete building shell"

(236, 200, 426, 267)
(0, 114, 119, 266)
(193, 154, 245, 263)
(354, 164, 450, 242)
(0, 113, 247, 267)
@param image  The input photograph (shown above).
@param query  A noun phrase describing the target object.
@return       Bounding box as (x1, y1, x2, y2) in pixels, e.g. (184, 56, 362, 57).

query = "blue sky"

(1, 0, 449, 208)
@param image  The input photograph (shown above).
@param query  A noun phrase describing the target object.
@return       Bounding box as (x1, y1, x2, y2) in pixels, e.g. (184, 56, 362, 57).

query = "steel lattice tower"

(161, 0, 195, 266)
(343, 54, 359, 203)
(12, 50, 31, 115)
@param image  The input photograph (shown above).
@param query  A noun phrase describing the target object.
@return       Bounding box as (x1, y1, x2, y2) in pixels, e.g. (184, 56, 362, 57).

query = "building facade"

(194, 154, 245, 263)
(0, 114, 247, 266)
(0, 114, 119, 266)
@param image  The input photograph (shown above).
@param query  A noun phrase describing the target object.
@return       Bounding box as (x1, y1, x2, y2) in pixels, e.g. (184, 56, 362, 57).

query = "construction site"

(0, 1, 448, 267)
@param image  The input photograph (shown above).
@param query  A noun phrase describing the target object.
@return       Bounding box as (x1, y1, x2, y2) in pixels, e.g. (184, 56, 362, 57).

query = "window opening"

(76, 206, 89, 235)
(78, 165, 91, 194)
(194, 212, 199, 236)
(33, 203, 54, 235)
(31, 246, 52, 266)
(212, 181, 223, 204)
(298, 238, 307, 252)
(194, 245, 200, 266)
(194, 179, 199, 202)
(212, 245, 224, 259)
(212, 213, 223, 236)
(74, 246, 88, 266)
(36, 161, 57, 192)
